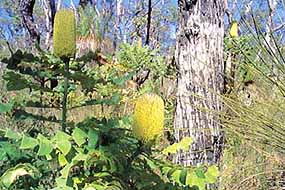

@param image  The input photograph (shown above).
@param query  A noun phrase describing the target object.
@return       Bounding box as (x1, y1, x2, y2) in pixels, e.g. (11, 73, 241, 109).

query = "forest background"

(1, 0, 285, 190)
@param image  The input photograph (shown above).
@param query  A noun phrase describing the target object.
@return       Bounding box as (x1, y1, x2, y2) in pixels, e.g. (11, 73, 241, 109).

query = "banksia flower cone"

(53, 9, 76, 58)
(230, 21, 239, 38)
(133, 93, 164, 142)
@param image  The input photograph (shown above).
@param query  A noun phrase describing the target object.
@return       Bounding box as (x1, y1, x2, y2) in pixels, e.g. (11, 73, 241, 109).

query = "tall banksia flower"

(53, 9, 76, 58)
(133, 93, 164, 142)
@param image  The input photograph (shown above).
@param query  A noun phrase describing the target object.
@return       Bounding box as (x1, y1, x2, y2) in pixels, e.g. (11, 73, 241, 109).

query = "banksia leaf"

(133, 93, 164, 142)
(53, 9, 76, 58)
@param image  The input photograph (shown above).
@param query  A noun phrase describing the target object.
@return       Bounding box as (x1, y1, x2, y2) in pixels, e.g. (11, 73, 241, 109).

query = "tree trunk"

(43, 0, 56, 48)
(145, 0, 152, 46)
(114, 0, 122, 49)
(174, 0, 225, 166)
(20, 0, 39, 44)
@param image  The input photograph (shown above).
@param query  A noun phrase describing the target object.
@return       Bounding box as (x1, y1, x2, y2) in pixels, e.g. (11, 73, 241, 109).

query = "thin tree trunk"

(20, 0, 40, 44)
(57, 0, 62, 10)
(145, 0, 152, 46)
(174, 0, 225, 166)
(43, 0, 56, 48)
(114, 0, 122, 49)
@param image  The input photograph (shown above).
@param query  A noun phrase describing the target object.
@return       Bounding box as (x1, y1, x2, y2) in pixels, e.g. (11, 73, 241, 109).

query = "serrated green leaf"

(55, 130, 71, 140)
(55, 176, 73, 189)
(186, 170, 206, 190)
(206, 165, 219, 177)
(195, 167, 206, 179)
(171, 170, 182, 184)
(205, 165, 219, 184)
(37, 134, 53, 156)
(58, 153, 68, 166)
(73, 153, 87, 161)
(0, 151, 7, 161)
(55, 131, 71, 155)
(72, 127, 87, 147)
(166, 168, 177, 178)
(5, 129, 21, 140)
(0, 141, 22, 160)
(179, 137, 193, 151)
(84, 187, 96, 190)
(0, 163, 39, 188)
(179, 169, 187, 185)
(0, 102, 13, 113)
(1, 168, 28, 188)
(162, 143, 179, 154)
(20, 135, 38, 149)
(60, 163, 72, 178)
(162, 137, 192, 155)
(161, 166, 171, 175)
(87, 128, 99, 149)
(3, 71, 30, 91)
(57, 140, 71, 156)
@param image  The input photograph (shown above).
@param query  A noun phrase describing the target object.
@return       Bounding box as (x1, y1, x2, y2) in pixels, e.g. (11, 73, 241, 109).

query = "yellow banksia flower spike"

(133, 93, 164, 142)
(53, 9, 76, 58)
(230, 21, 239, 38)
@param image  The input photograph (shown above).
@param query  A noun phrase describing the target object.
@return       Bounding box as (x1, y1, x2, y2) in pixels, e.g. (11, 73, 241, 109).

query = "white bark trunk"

(42, 0, 56, 48)
(174, 0, 225, 166)
(56, 0, 62, 11)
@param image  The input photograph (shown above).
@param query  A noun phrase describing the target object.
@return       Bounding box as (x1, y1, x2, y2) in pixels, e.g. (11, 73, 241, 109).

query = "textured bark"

(174, 0, 225, 166)
(43, 0, 56, 48)
(20, 0, 39, 44)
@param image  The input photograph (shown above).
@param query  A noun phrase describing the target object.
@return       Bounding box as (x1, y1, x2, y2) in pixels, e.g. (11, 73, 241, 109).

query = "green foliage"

(221, 17, 285, 190)
(224, 35, 273, 85)
(0, 33, 217, 189)
(20, 135, 38, 149)
(116, 43, 166, 79)
(0, 102, 14, 113)
(77, 6, 101, 38)
(162, 137, 193, 155)
(53, 9, 76, 58)
(1, 124, 218, 190)
(0, 163, 40, 188)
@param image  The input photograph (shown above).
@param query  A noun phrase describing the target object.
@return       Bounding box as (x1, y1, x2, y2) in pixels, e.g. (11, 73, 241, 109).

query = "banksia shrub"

(133, 93, 164, 142)
(53, 9, 76, 58)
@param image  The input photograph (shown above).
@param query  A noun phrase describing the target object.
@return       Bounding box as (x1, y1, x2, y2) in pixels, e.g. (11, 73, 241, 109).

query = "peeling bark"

(174, 0, 225, 166)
